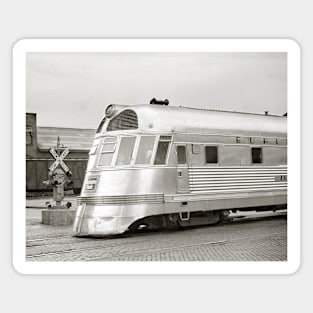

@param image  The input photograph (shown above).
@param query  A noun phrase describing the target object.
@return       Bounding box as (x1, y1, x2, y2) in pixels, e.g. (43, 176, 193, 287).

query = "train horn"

(150, 98, 169, 106)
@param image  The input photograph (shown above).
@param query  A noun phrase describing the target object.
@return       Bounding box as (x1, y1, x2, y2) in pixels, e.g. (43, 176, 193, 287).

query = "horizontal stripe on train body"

(77, 194, 164, 205)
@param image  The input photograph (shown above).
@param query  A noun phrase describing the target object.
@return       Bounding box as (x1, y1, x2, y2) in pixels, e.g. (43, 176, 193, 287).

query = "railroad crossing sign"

(48, 137, 71, 174)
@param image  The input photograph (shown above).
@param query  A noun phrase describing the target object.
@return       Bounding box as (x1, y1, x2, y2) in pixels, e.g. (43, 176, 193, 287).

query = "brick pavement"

(26, 215, 287, 262)
(26, 196, 287, 261)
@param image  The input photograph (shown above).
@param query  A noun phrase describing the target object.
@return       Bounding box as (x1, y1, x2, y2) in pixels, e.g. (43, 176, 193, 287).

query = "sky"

(26, 52, 287, 129)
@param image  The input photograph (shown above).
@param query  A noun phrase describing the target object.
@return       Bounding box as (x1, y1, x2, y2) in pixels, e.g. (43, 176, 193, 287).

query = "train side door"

(176, 145, 189, 193)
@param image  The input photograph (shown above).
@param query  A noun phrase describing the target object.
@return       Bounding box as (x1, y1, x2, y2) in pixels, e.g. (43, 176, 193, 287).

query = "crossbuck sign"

(49, 147, 70, 174)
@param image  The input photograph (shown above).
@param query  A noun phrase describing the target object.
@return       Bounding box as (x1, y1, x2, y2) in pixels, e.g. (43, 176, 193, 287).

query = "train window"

(116, 136, 136, 166)
(98, 142, 116, 166)
(101, 143, 116, 153)
(160, 135, 172, 140)
(154, 141, 170, 165)
(252, 147, 263, 164)
(107, 110, 138, 131)
(135, 136, 156, 165)
(96, 117, 106, 134)
(98, 153, 114, 167)
(205, 146, 218, 163)
(154, 136, 172, 165)
(103, 136, 117, 143)
(266, 138, 277, 145)
(177, 146, 186, 164)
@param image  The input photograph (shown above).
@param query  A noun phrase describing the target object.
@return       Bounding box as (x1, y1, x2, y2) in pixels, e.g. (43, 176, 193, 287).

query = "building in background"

(26, 113, 95, 195)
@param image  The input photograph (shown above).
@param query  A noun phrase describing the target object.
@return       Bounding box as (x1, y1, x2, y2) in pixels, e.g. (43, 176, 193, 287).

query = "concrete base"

(42, 208, 76, 226)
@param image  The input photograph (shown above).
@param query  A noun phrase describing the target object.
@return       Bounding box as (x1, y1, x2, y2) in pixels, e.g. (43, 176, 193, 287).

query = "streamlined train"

(73, 100, 287, 236)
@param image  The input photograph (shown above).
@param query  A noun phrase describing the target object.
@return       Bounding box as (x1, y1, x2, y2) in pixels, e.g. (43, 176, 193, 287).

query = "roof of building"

(37, 127, 96, 151)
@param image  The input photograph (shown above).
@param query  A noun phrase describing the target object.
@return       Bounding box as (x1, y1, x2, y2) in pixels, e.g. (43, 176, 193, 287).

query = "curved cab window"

(98, 137, 117, 167)
(101, 143, 115, 153)
(107, 110, 138, 131)
(116, 137, 136, 166)
(135, 136, 156, 165)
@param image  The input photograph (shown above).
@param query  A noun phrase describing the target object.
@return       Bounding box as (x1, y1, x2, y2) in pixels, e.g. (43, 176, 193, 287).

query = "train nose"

(73, 216, 124, 236)
(72, 204, 132, 237)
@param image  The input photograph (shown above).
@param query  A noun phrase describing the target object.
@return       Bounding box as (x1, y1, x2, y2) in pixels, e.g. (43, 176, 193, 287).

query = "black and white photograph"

(13, 39, 300, 274)
(3, 1, 312, 312)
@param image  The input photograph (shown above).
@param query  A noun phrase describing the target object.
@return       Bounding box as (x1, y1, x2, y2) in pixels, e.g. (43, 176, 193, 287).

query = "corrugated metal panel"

(189, 166, 287, 194)
(37, 127, 96, 151)
(77, 193, 164, 205)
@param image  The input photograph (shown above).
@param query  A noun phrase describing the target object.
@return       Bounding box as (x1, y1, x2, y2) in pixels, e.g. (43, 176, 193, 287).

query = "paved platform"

(26, 197, 75, 239)
(26, 195, 78, 210)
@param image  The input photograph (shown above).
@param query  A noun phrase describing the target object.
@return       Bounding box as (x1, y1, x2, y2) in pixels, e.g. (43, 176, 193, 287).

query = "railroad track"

(26, 237, 152, 259)
(26, 235, 89, 247)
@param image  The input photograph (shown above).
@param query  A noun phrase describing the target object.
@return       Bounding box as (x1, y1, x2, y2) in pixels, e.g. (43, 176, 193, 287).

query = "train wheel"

(217, 210, 232, 224)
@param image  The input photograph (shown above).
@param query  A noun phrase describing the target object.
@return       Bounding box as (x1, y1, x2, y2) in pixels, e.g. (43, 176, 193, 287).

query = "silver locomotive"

(73, 100, 287, 236)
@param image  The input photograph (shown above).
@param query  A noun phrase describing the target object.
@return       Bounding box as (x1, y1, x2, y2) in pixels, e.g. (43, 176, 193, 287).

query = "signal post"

(42, 137, 76, 226)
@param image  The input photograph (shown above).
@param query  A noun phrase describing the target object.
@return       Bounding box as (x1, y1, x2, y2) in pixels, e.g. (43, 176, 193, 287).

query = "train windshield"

(115, 136, 136, 166)
(90, 135, 172, 169)
(98, 137, 117, 167)
(135, 136, 156, 165)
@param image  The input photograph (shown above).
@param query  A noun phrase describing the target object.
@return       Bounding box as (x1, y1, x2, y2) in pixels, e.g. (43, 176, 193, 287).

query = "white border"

(13, 39, 300, 275)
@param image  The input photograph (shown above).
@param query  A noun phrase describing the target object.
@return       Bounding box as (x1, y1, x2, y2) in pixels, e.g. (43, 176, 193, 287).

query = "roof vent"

(264, 111, 269, 116)
(150, 98, 169, 106)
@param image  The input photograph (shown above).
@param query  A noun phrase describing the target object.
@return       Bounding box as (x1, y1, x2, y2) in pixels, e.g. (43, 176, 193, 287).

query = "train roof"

(37, 127, 95, 151)
(109, 104, 287, 138)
